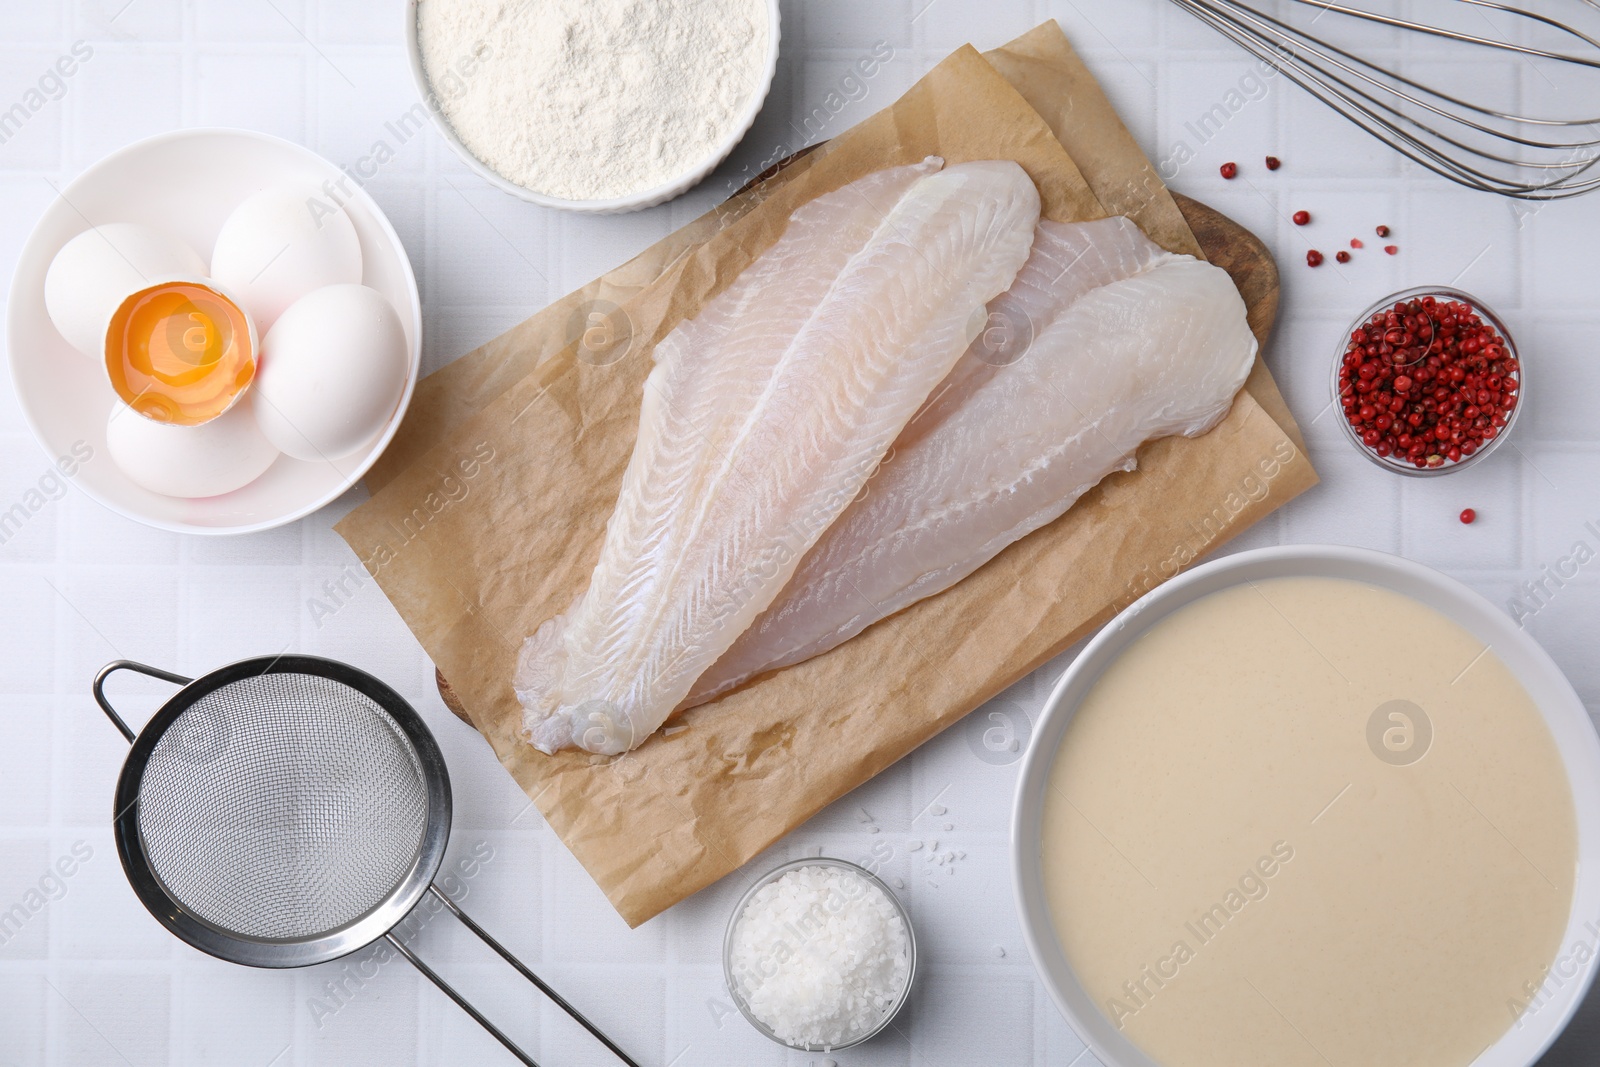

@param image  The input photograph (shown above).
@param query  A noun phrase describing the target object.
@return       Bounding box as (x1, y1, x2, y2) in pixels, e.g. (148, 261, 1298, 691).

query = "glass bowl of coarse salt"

(405, 0, 781, 214)
(723, 857, 918, 1052)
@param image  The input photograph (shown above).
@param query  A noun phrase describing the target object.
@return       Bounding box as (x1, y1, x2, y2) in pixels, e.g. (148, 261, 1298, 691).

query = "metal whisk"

(1167, 0, 1600, 198)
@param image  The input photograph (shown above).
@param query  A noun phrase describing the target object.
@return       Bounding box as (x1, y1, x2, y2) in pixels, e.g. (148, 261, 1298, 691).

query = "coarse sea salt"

(728, 864, 911, 1048)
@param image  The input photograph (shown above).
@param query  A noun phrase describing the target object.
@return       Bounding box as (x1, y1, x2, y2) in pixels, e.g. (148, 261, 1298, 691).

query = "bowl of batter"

(1012, 545, 1600, 1067)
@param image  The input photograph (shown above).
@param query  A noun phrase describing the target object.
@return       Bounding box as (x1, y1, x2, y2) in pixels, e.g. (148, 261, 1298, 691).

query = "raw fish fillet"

(685, 217, 1258, 706)
(516, 159, 1042, 754)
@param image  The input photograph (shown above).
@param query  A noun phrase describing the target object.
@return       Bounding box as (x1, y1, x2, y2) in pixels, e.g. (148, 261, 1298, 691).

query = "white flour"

(418, 0, 769, 201)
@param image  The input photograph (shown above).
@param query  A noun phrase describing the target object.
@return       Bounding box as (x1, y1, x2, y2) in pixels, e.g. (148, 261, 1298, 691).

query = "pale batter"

(1043, 577, 1576, 1067)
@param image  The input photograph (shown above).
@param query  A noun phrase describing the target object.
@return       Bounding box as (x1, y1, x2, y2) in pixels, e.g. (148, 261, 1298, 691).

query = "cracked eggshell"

(250, 283, 407, 462)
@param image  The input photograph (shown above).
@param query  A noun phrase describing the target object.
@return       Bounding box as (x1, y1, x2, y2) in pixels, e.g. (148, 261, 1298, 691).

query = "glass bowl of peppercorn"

(1332, 286, 1522, 475)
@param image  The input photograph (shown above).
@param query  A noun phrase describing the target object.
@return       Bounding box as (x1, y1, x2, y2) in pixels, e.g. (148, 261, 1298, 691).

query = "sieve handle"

(93, 660, 193, 743)
(428, 885, 643, 1067)
(384, 932, 543, 1067)
(389, 885, 643, 1067)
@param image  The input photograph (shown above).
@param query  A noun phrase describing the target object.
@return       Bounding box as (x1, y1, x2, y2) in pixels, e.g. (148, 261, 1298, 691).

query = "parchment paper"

(363, 148, 826, 491)
(337, 22, 1319, 926)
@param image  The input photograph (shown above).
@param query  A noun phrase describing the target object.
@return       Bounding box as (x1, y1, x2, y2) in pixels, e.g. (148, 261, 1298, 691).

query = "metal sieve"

(95, 655, 639, 1067)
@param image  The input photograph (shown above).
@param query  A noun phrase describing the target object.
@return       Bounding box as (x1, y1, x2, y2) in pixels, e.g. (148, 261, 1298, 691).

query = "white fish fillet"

(516, 159, 1042, 754)
(684, 217, 1258, 706)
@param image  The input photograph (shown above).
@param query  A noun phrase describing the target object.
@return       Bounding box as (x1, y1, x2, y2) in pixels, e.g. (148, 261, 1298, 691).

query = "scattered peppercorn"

(1460, 508, 1477, 524)
(1293, 210, 1311, 225)
(1338, 296, 1519, 470)
(1266, 156, 1282, 170)
(1307, 250, 1325, 267)
(1376, 225, 1391, 237)
(1336, 251, 1351, 263)
(1221, 162, 1238, 179)
(1385, 245, 1399, 255)
(1351, 238, 1365, 249)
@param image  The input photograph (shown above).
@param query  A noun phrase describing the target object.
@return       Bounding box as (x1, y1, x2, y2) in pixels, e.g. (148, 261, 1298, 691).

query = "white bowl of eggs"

(7, 128, 422, 535)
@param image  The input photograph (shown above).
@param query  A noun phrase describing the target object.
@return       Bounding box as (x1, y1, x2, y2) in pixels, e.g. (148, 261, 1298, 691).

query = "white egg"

(44, 223, 207, 358)
(210, 184, 363, 332)
(251, 284, 408, 462)
(106, 401, 280, 499)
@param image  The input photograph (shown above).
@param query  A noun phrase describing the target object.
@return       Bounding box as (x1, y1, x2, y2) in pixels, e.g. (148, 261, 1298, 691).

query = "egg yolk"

(106, 282, 254, 426)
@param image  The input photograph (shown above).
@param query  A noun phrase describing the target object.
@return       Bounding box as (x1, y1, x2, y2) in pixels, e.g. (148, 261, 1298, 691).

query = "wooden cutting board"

(433, 193, 1283, 725)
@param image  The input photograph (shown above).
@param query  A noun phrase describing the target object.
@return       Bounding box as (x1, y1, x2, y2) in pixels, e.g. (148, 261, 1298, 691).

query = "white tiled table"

(3, 2, 1599, 1065)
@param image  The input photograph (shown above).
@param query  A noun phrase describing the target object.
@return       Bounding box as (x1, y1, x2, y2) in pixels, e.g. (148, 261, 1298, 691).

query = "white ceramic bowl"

(1011, 545, 1600, 1067)
(6, 128, 422, 535)
(404, 0, 781, 214)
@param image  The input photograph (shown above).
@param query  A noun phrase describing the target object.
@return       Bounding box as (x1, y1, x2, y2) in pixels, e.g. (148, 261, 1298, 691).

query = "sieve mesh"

(134, 672, 430, 941)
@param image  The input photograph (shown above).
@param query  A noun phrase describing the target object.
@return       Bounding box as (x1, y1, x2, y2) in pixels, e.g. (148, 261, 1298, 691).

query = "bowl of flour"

(407, 0, 779, 213)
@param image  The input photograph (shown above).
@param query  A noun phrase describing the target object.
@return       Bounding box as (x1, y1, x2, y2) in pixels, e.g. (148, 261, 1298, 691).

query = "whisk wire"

(1169, 0, 1600, 198)
(1285, 0, 1600, 68)
(1244, 2, 1600, 131)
